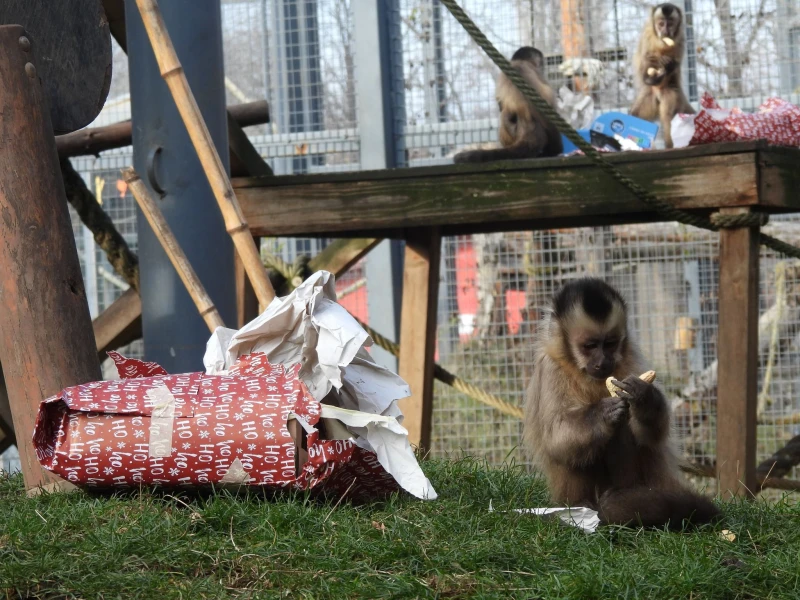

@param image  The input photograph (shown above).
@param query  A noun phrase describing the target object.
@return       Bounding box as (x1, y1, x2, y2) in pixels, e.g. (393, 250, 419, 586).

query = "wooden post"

(0, 25, 101, 492)
(716, 207, 759, 498)
(235, 237, 260, 328)
(123, 168, 226, 333)
(133, 0, 276, 309)
(398, 228, 442, 452)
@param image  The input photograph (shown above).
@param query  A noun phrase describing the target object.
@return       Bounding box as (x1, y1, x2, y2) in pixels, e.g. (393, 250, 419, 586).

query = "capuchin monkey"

(523, 278, 720, 530)
(630, 3, 694, 149)
(453, 46, 563, 163)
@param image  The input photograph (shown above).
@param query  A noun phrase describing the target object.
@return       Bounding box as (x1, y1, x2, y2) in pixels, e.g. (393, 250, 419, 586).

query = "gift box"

(672, 92, 800, 148)
(32, 351, 404, 499)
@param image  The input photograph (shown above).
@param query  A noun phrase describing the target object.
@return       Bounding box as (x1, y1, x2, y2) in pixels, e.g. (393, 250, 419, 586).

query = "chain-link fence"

(4, 1, 800, 488)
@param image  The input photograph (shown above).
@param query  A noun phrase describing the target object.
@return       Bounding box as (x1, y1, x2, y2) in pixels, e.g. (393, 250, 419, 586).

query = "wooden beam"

(228, 112, 273, 178)
(309, 238, 381, 274)
(398, 228, 442, 452)
(716, 207, 760, 498)
(0, 25, 99, 492)
(235, 239, 260, 328)
(232, 142, 797, 238)
(93, 288, 142, 359)
(56, 99, 270, 158)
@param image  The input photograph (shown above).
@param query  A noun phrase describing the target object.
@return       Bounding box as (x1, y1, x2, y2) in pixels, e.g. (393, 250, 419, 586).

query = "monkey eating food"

(630, 3, 694, 149)
(453, 46, 563, 163)
(523, 278, 720, 530)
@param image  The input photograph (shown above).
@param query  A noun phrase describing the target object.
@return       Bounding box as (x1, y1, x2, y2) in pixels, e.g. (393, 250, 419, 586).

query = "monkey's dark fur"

(453, 47, 562, 163)
(524, 278, 721, 530)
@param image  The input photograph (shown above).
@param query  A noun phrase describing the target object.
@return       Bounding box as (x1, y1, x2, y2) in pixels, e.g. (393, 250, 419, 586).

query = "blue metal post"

(125, 0, 237, 372)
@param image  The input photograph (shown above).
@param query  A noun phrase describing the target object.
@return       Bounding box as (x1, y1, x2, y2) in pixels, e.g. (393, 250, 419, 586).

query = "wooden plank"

(716, 207, 760, 498)
(758, 147, 800, 208)
(398, 228, 442, 452)
(309, 238, 381, 274)
(93, 289, 142, 360)
(228, 112, 274, 178)
(0, 0, 112, 134)
(0, 25, 100, 492)
(235, 146, 782, 238)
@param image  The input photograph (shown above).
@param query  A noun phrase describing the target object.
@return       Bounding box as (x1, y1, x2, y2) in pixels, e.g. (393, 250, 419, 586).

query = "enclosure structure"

(3, 0, 800, 497)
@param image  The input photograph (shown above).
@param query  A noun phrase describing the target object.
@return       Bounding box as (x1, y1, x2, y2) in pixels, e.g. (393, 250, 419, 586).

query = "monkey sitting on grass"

(523, 278, 720, 530)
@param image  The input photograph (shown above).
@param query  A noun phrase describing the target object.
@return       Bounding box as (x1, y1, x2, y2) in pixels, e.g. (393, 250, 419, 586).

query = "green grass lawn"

(1, 459, 799, 599)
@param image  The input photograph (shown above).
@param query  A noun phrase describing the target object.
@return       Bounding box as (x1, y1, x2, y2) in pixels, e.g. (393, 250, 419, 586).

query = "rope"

(437, 0, 800, 260)
(262, 250, 524, 420)
(60, 158, 140, 291)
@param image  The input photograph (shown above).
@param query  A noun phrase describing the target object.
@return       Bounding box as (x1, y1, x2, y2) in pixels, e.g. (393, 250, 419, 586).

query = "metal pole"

(354, 0, 407, 371)
(125, 0, 236, 372)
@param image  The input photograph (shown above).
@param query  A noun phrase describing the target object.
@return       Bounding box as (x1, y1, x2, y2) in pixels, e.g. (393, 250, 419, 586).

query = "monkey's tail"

(597, 486, 722, 530)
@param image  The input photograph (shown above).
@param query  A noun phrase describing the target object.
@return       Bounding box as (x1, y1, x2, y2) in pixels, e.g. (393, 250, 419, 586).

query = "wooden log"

(123, 168, 226, 333)
(133, 0, 276, 308)
(0, 25, 101, 492)
(55, 99, 270, 158)
(93, 288, 142, 359)
(716, 207, 760, 499)
(398, 228, 442, 452)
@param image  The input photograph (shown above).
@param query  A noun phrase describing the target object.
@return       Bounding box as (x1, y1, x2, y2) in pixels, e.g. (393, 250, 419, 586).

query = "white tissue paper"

(203, 270, 437, 500)
(489, 500, 600, 533)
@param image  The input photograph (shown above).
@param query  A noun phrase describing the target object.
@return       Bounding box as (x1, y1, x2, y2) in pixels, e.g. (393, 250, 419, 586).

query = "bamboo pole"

(133, 0, 276, 308)
(123, 168, 226, 333)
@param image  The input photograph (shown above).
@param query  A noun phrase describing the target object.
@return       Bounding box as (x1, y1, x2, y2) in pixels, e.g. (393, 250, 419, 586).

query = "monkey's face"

(571, 332, 621, 380)
(652, 4, 682, 40)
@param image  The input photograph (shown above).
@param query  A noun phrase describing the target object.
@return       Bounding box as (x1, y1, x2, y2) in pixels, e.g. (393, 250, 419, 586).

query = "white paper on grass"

(203, 270, 436, 500)
(488, 500, 600, 533)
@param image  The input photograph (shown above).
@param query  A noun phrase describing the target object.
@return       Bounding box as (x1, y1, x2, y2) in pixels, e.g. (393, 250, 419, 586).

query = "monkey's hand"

(608, 376, 654, 407)
(599, 396, 629, 427)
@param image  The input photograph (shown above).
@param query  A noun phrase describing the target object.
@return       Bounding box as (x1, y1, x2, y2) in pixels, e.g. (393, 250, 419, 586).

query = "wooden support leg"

(398, 228, 441, 453)
(716, 207, 759, 498)
(0, 26, 101, 492)
(236, 236, 261, 328)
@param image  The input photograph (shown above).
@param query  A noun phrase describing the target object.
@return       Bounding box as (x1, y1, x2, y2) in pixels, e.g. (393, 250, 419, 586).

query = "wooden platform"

(233, 141, 800, 238)
(230, 140, 794, 498)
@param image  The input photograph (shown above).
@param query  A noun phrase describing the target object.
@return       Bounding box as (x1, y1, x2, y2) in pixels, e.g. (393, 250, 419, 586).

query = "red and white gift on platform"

(32, 271, 438, 501)
(672, 92, 800, 148)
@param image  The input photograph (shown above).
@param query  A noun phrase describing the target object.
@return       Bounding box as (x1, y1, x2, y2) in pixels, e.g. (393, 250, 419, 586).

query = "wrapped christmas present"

(672, 92, 800, 148)
(33, 271, 437, 501)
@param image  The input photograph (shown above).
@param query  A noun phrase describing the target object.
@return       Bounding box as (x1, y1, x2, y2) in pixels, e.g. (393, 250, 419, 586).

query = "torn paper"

(489, 500, 600, 533)
(203, 270, 435, 501)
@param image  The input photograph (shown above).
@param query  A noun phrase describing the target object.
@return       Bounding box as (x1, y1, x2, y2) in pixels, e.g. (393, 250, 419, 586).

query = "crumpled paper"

(672, 92, 800, 148)
(488, 500, 600, 533)
(203, 270, 437, 500)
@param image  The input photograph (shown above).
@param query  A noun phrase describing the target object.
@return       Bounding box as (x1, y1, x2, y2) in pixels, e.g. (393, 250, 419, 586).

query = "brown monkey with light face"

(630, 3, 694, 149)
(523, 278, 720, 529)
(453, 47, 563, 163)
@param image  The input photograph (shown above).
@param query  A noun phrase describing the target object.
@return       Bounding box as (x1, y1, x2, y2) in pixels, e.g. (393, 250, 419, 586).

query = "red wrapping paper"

(32, 351, 401, 499)
(680, 92, 800, 147)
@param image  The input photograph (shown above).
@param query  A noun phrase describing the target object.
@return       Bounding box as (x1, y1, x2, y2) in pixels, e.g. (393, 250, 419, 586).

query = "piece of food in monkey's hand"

(647, 67, 658, 77)
(605, 370, 656, 397)
(662, 37, 675, 47)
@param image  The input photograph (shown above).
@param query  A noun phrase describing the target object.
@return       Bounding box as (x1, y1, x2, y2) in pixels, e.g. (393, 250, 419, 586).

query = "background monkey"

(630, 3, 694, 149)
(453, 46, 563, 163)
(523, 278, 720, 529)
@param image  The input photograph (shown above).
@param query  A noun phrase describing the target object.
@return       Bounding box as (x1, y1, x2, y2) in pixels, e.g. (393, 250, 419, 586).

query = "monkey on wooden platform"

(523, 278, 720, 530)
(630, 3, 694, 149)
(453, 46, 563, 163)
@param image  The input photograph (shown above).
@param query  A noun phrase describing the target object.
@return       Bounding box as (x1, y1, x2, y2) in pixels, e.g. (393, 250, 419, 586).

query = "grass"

(1, 459, 799, 599)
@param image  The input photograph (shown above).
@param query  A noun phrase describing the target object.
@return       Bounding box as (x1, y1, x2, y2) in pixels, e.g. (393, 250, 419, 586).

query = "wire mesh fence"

(4, 0, 799, 489)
